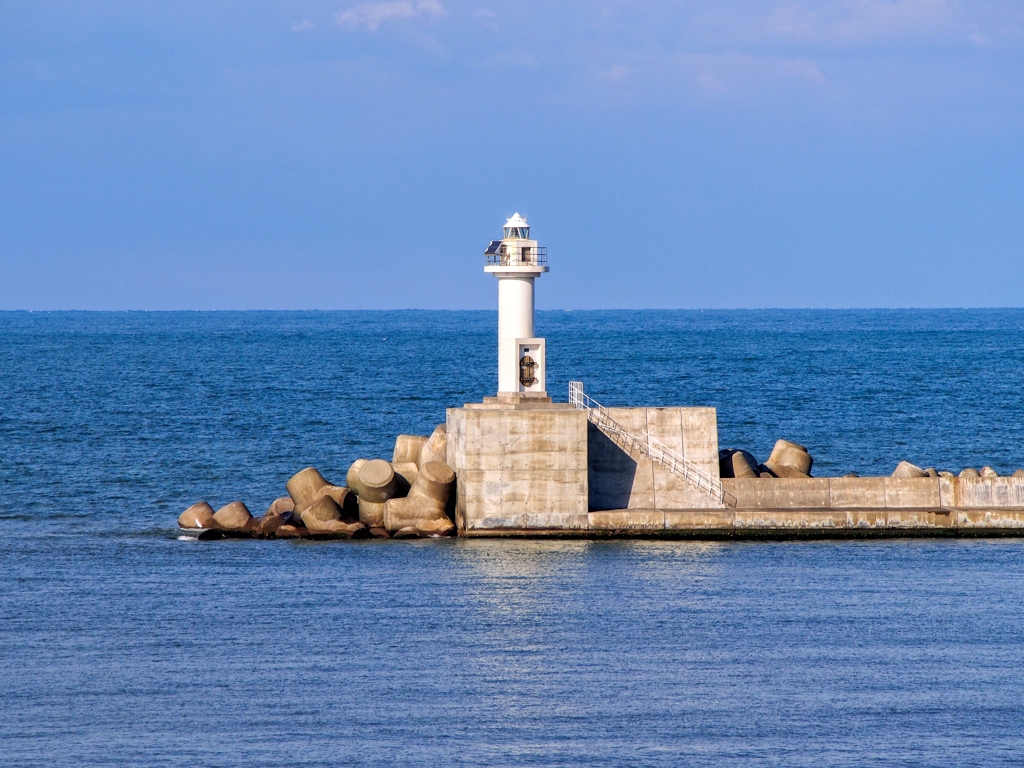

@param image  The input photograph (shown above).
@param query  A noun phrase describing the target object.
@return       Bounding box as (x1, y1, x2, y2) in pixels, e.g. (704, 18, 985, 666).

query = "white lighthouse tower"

(484, 213, 549, 399)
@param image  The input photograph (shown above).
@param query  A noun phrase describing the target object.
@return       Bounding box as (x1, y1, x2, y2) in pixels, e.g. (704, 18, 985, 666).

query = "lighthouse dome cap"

(504, 212, 529, 229)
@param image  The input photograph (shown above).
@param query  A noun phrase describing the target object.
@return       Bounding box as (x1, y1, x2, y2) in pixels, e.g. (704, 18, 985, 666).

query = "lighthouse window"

(503, 226, 530, 239)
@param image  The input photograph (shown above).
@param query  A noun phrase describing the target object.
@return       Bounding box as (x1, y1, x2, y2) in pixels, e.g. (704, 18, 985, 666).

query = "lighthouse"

(484, 213, 549, 398)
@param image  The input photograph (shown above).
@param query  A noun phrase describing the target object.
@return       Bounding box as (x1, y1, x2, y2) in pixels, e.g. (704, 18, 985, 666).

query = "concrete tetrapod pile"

(889, 461, 1024, 479)
(719, 439, 1024, 480)
(719, 439, 815, 479)
(177, 424, 456, 540)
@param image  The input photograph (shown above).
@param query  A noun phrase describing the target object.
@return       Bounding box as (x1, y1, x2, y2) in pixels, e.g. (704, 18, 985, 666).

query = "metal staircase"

(569, 381, 735, 508)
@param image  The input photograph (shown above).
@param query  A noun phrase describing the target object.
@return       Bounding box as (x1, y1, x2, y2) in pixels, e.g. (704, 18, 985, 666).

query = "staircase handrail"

(569, 381, 735, 507)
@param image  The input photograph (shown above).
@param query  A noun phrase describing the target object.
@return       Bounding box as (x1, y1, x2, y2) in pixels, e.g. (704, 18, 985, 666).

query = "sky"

(1, 0, 1023, 310)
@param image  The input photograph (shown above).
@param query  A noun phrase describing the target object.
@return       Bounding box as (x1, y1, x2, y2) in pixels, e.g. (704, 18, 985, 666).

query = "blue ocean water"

(2, 309, 1024, 766)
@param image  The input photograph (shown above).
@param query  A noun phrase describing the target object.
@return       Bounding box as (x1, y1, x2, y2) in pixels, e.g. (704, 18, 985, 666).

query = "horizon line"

(0, 306, 1022, 313)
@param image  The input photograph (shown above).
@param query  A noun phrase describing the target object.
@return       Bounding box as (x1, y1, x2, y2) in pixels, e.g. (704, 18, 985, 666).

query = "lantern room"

(503, 213, 530, 240)
(485, 212, 547, 269)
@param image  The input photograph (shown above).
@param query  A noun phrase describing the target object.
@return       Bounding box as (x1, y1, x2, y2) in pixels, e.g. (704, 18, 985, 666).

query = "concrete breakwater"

(583, 474, 1024, 539)
(179, 397, 1024, 540)
(446, 397, 1024, 538)
(178, 424, 458, 540)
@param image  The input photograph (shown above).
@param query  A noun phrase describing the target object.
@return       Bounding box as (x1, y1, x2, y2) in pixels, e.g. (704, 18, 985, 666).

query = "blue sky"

(1, 1, 1023, 309)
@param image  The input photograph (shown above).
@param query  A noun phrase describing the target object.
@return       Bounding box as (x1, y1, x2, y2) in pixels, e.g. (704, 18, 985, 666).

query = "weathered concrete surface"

(846, 509, 888, 529)
(346, 459, 368, 496)
(664, 510, 736, 530)
(459, 474, 1024, 537)
(266, 496, 295, 516)
(735, 508, 850, 530)
(764, 439, 813, 477)
(300, 496, 344, 527)
(409, 460, 456, 505)
(383, 461, 457, 534)
(892, 460, 927, 478)
(588, 407, 721, 511)
(309, 484, 359, 521)
(391, 461, 419, 492)
(452, 507, 1024, 538)
(829, 478, 887, 508)
(722, 477, 945, 510)
(357, 498, 387, 528)
(446, 398, 1024, 538)
(722, 476, 1024, 514)
(940, 476, 1024, 508)
(358, 459, 400, 503)
(212, 501, 252, 530)
(393, 435, 428, 465)
(286, 468, 330, 512)
(418, 425, 448, 468)
(589, 509, 665, 531)
(774, 479, 831, 508)
(251, 512, 290, 535)
(178, 501, 215, 529)
(447, 403, 588, 531)
(886, 477, 940, 508)
(954, 508, 1024, 527)
(383, 496, 454, 534)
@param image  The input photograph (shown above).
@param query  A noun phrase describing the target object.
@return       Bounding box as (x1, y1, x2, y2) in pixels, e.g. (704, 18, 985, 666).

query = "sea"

(2, 309, 1024, 766)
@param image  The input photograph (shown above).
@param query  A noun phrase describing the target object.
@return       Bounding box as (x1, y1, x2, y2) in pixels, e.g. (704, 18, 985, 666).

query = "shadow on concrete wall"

(588, 422, 640, 511)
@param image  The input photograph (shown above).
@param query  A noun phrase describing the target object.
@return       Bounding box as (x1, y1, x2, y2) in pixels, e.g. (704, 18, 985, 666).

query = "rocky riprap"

(178, 424, 455, 540)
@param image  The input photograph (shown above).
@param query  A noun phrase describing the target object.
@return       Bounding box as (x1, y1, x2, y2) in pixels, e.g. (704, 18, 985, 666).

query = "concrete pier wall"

(447, 401, 1024, 537)
(725, 476, 1024, 512)
(447, 403, 588, 531)
(725, 477, 940, 509)
(588, 407, 721, 511)
(556, 476, 1024, 535)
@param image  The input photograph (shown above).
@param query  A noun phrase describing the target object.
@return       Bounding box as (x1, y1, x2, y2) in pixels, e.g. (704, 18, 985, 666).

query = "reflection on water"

(456, 539, 726, 623)
(3, 528, 1024, 765)
(451, 540, 732, 747)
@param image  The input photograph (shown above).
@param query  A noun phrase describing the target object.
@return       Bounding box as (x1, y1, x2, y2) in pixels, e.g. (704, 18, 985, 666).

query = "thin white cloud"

(563, 0, 1023, 111)
(291, 20, 315, 33)
(336, 0, 446, 32)
(688, 0, 1024, 47)
(683, 52, 828, 97)
(596, 51, 828, 100)
(774, 0, 955, 44)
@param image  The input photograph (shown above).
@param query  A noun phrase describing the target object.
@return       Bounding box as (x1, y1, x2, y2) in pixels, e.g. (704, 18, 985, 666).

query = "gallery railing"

(485, 247, 548, 267)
